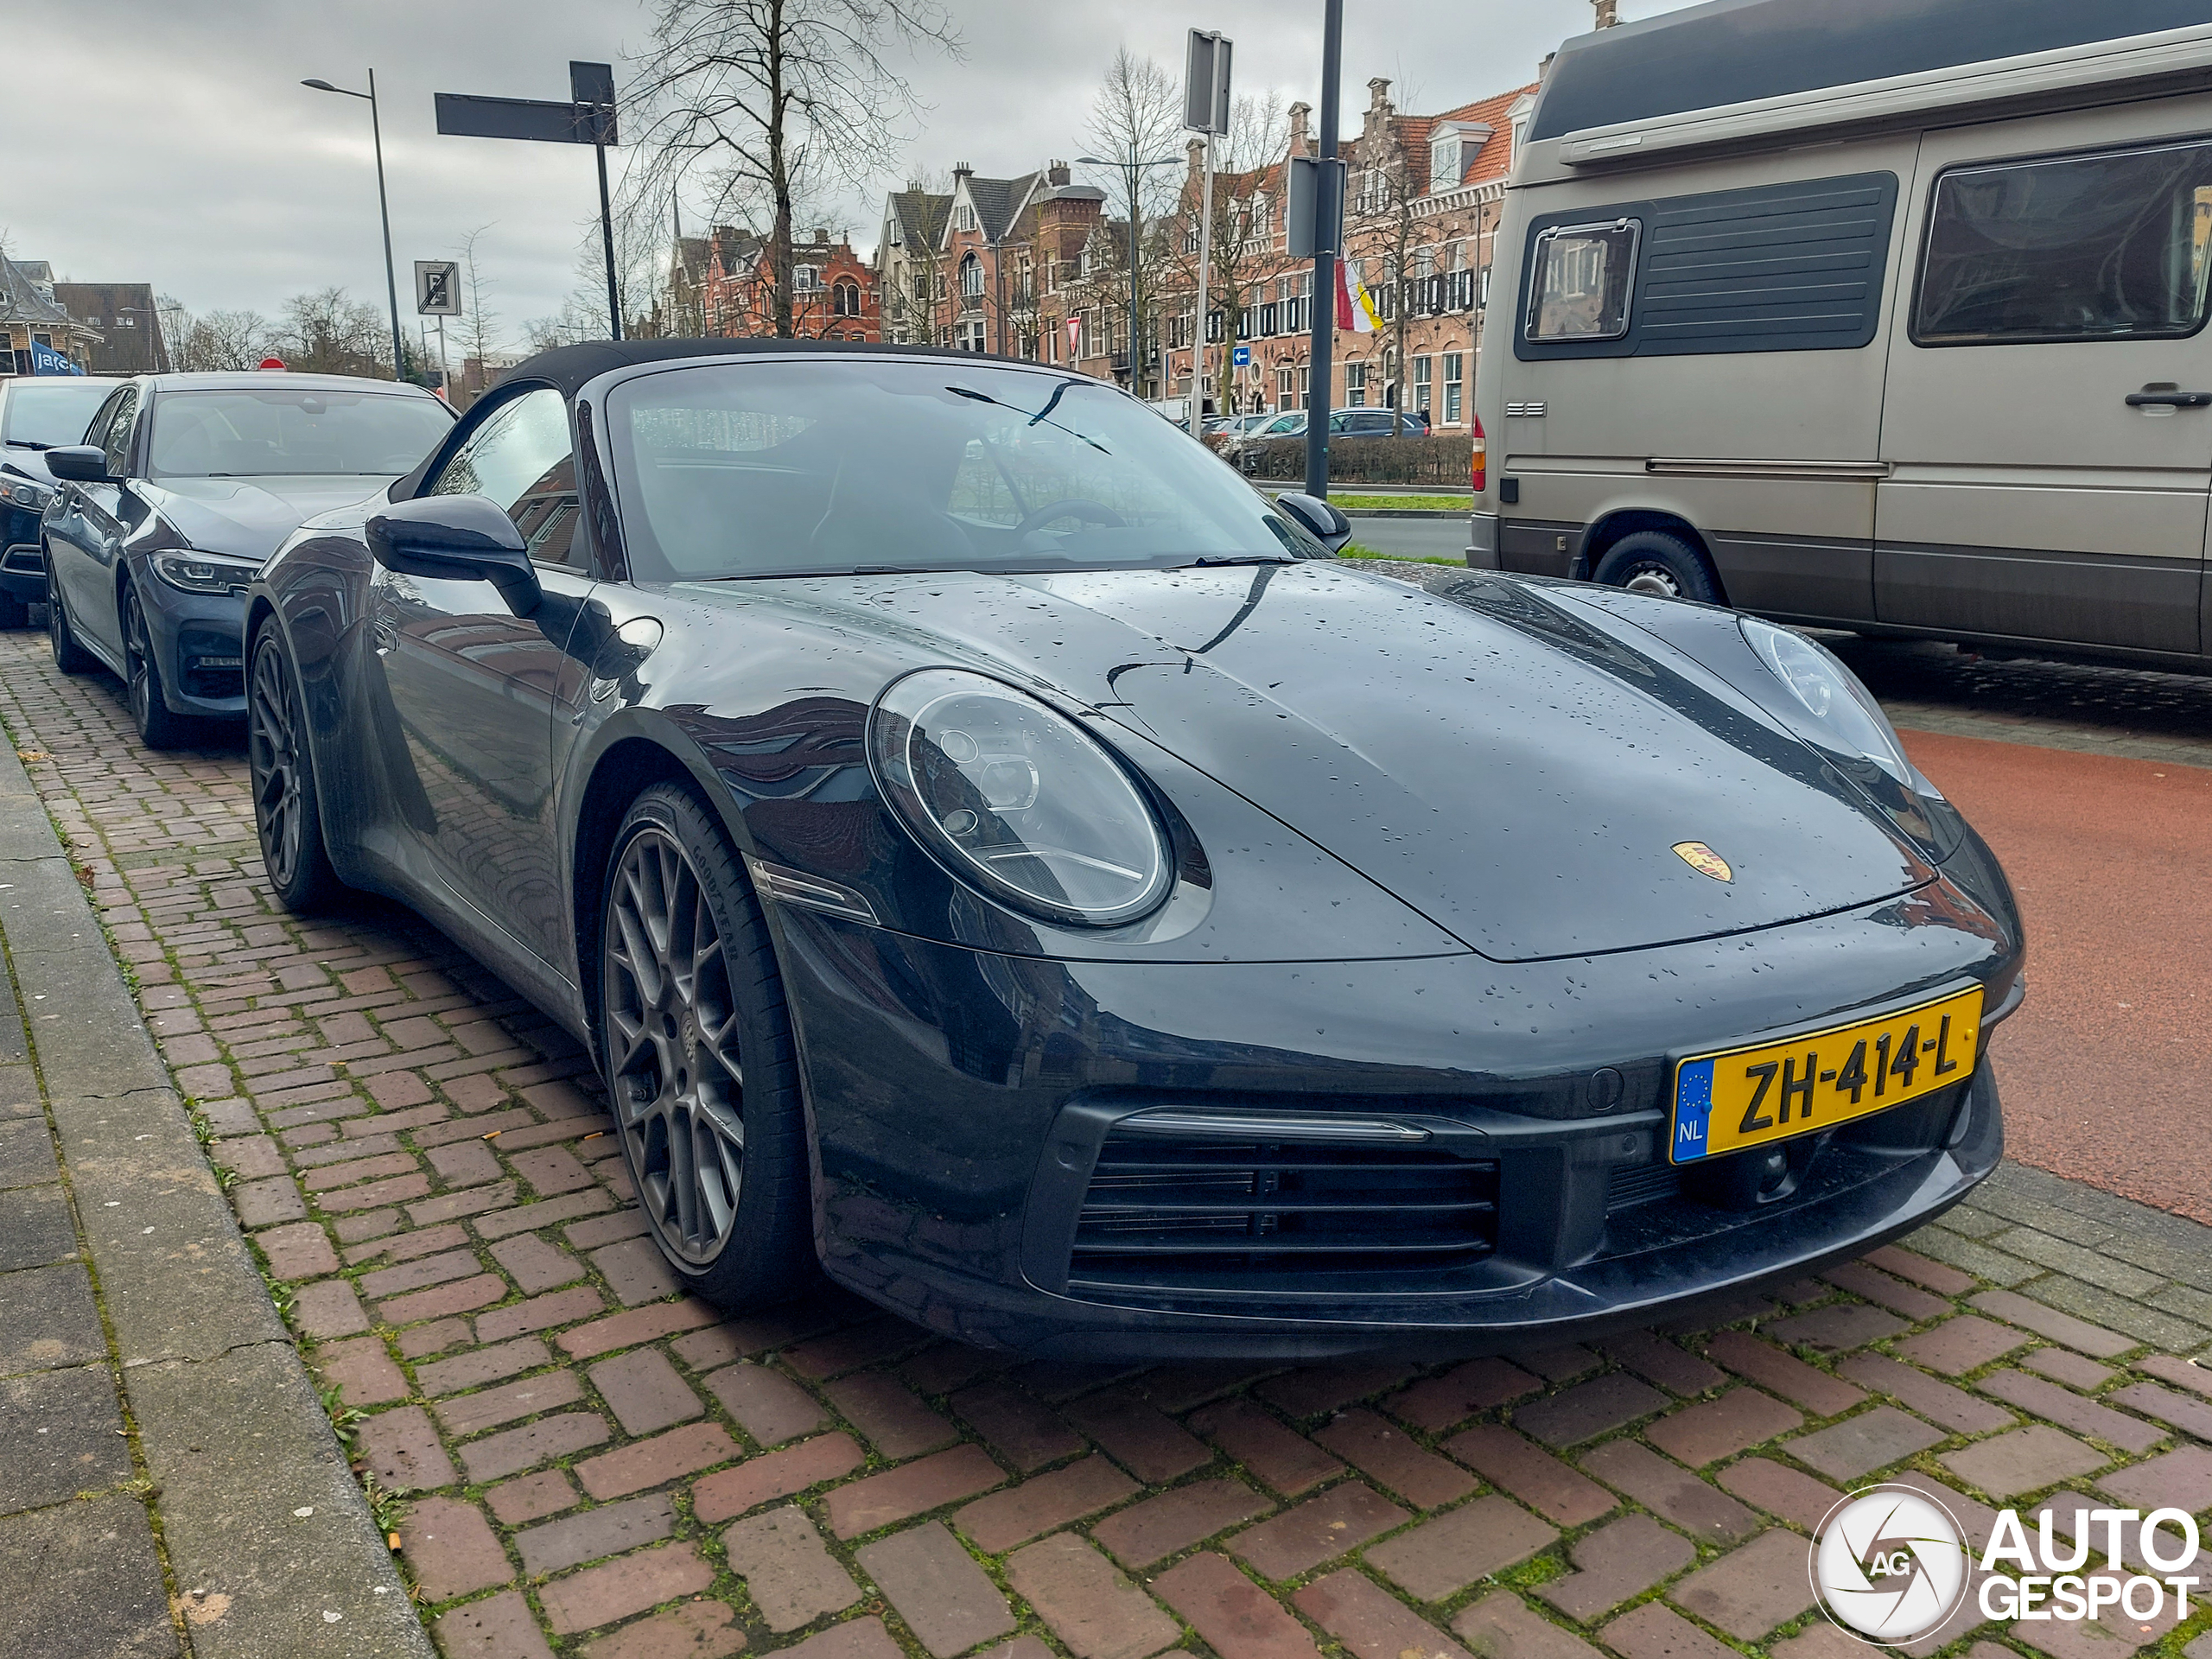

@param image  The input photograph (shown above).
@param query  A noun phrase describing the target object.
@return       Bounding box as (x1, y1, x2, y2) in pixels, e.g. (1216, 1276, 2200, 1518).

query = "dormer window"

(1428, 121, 1492, 193)
(955, 203, 976, 232)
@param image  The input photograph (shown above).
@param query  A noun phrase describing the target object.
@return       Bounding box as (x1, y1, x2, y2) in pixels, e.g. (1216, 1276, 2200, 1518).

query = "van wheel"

(1593, 531, 1721, 604)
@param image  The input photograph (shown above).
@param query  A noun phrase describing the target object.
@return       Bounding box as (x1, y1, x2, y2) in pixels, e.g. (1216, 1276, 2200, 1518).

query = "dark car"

(1231, 407, 1427, 472)
(0, 373, 127, 626)
(41, 372, 454, 747)
(245, 340, 2022, 1358)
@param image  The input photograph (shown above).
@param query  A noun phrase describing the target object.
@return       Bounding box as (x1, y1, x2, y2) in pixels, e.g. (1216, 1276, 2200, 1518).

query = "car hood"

(692, 563, 1936, 963)
(2, 449, 61, 490)
(140, 474, 398, 561)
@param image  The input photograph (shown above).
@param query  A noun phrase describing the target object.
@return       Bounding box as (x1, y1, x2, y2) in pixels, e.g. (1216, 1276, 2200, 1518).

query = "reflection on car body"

(245, 340, 2023, 1358)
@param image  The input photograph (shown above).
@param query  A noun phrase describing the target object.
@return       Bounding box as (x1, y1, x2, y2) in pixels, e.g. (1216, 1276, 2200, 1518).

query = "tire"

(246, 629, 341, 912)
(47, 564, 95, 674)
(599, 783, 814, 1312)
(1592, 530, 1723, 605)
(122, 582, 195, 751)
(0, 594, 26, 631)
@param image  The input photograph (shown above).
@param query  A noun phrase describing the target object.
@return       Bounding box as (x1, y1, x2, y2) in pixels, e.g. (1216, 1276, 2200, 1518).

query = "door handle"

(2125, 390, 2212, 408)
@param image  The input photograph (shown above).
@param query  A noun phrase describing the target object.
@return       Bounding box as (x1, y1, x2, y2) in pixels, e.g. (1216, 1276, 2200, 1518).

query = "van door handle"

(2125, 390, 2212, 407)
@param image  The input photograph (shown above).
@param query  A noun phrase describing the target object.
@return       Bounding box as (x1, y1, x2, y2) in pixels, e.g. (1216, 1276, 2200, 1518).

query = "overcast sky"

(6, 0, 1693, 347)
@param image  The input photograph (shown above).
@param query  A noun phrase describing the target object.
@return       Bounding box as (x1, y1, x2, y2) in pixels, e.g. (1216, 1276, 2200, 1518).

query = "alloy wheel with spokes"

(246, 632, 339, 909)
(122, 585, 188, 748)
(603, 823, 751, 1267)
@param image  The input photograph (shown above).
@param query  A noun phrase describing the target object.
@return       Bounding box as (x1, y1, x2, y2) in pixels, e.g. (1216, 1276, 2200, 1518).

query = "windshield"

(607, 357, 1330, 581)
(147, 388, 451, 479)
(2, 380, 115, 449)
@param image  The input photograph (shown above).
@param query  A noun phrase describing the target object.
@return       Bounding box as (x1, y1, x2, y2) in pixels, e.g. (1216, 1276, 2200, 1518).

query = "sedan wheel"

(123, 584, 191, 750)
(247, 632, 340, 911)
(601, 785, 811, 1305)
(47, 568, 94, 675)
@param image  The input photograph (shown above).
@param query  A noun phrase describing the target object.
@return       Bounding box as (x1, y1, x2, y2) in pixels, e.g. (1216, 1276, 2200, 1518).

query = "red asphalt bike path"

(1899, 728, 2212, 1224)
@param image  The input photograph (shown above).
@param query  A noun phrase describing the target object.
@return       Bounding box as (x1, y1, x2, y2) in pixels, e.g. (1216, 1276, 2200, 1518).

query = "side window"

(1916, 140, 2212, 345)
(1525, 219, 1639, 340)
(98, 388, 139, 478)
(430, 387, 582, 569)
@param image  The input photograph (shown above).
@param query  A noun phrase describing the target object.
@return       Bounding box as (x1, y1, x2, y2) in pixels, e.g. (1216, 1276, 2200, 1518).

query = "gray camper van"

(1471, 0, 2212, 669)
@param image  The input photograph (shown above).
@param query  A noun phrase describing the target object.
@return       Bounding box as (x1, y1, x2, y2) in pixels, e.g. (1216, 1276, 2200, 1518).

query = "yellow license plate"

(1670, 985, 1983, 1165)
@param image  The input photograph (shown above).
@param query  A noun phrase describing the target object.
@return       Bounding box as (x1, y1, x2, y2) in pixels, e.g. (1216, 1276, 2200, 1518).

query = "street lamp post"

(303, 71, 408, 381)
(1077, 150, 1180, 401)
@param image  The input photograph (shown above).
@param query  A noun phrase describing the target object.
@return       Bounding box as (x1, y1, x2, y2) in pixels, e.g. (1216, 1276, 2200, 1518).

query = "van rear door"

(1877, 98, 2212, 657)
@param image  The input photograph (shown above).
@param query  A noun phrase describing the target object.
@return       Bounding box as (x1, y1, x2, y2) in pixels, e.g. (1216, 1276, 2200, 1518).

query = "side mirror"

(365, 493, 542, 615)
(1274, 491, 1353, 555)
(46, 446, 115, 485)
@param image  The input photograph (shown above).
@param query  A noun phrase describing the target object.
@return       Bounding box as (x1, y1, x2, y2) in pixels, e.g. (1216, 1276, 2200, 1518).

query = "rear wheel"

(47, 563, 95, 674)
(123, 583, 194, 750)
(247, 629, 340, 912)
(1592, 531, 1722, 605)
(600, 784, 813, 1311)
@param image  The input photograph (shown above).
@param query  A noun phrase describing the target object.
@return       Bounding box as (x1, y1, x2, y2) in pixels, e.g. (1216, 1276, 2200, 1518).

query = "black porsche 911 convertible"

(245, 340, 2022, 1357)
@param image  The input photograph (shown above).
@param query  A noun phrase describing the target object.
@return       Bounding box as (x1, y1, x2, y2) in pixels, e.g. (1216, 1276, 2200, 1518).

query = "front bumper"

(137, 571, 248, 716)
(772, 875, 2022, 1357)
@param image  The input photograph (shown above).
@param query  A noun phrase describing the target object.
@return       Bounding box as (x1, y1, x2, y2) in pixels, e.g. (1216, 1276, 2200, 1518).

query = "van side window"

(1916, 142, 2212, 346)
(1526, 219, 1639, 340)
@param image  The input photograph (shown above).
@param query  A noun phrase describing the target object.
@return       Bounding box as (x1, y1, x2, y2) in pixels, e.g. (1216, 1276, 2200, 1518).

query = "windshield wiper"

(1188, 555, 1294, 567)
(945, 385, 1109, 454)
(4, 439, 50, 450)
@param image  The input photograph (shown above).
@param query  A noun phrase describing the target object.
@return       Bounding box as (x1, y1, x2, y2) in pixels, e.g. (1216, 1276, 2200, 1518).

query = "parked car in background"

(0, 374, 126, 626)
(41, 372, 453, 747)
(245, 340, 2019, 1357)
(1230, 407, 1429, 473)
(1472, 0, 2212, 671)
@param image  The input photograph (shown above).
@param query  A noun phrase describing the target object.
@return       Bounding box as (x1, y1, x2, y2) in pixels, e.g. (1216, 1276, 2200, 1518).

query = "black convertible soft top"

(488, 336, 1002, 403)
(1531, 0, 2212, 143)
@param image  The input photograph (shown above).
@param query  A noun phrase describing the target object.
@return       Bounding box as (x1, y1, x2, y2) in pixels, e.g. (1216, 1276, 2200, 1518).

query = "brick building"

(686, 228, 880, 343)
(0, 258, 103, 375)
(52, 281, 170, 375)
(876, 73, 1535, 428)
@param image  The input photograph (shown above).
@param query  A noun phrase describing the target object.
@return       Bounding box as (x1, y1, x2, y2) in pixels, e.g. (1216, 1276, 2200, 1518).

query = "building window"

(957, 319, 986, 353)
(1443, 353, 1464, 424)
(1345, 361, 1366, 406)
(1276, 365, 1296, 410)
(955, 203, 976, 232)
(793, 264, 823, 294)
(1413, 354, 1432, 414)
(1382, 347, 1397, 405)
(959, 252, 983, 303)
(833, 280, 861, 317)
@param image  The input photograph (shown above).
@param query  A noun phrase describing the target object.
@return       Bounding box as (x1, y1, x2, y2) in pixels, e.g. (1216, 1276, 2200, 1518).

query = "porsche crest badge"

(1672, 841, 1733, 882)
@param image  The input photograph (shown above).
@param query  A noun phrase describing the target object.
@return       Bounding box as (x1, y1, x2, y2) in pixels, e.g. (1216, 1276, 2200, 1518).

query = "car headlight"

(1740, 616, 1962, 858)
(0, 477, 53, 512)
(152, 552, 258, 595)
(868, 668, 1174, 927)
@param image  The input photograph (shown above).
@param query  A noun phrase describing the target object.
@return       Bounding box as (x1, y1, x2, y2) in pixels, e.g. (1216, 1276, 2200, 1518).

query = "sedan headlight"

(0, 476, 53, 512)
(868, 669, 1174, 927)
(152, 552, 258, 595)
(1740, 617, 1962, 858)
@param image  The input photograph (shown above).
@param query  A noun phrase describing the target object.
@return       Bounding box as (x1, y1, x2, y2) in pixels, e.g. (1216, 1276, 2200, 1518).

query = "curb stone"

(0, 734, 434, 1657)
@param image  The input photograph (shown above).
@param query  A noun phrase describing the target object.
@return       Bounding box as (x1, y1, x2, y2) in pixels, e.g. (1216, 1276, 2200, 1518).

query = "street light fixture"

(302, 72, 408, 383)
(1077, 150, 1182, 402)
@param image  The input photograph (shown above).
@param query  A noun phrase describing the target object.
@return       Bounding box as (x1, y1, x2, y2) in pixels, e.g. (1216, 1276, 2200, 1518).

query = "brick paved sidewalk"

(0, 626, 2207, 1659)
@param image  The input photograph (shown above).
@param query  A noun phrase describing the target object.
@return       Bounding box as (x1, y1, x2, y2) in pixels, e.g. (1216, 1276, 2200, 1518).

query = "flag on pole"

(1334, 262, 1379, 334)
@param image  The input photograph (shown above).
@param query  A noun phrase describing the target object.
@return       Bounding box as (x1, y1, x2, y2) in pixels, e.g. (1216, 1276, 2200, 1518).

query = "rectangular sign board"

(1185, 30, 1232, 135)
(416, 260, 462, 316)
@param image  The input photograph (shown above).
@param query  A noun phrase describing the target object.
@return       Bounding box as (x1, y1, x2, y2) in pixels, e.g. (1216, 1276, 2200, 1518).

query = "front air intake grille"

(1607, 1161, 1683, 1211)
(1069, 1131, 1499, 1284)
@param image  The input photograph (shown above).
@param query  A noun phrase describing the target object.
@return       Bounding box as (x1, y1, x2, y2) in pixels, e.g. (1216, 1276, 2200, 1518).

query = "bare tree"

(276, 288, 388, 377)
(1164, 92, 1293, 416)
(454, 226, 501, 366)
(163, 305, 276, 372)
(625, 0, 962, 340)
(1078, 48, 1181, 396)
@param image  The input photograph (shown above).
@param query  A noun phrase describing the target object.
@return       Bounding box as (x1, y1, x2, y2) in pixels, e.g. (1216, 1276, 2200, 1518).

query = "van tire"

(1592, 531, 1721, 604)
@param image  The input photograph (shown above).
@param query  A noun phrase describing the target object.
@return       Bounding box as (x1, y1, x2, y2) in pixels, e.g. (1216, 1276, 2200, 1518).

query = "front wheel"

(247, 630, 340, 912)
(600, 784, 813, 1312)
(123, 583, 194, 750)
